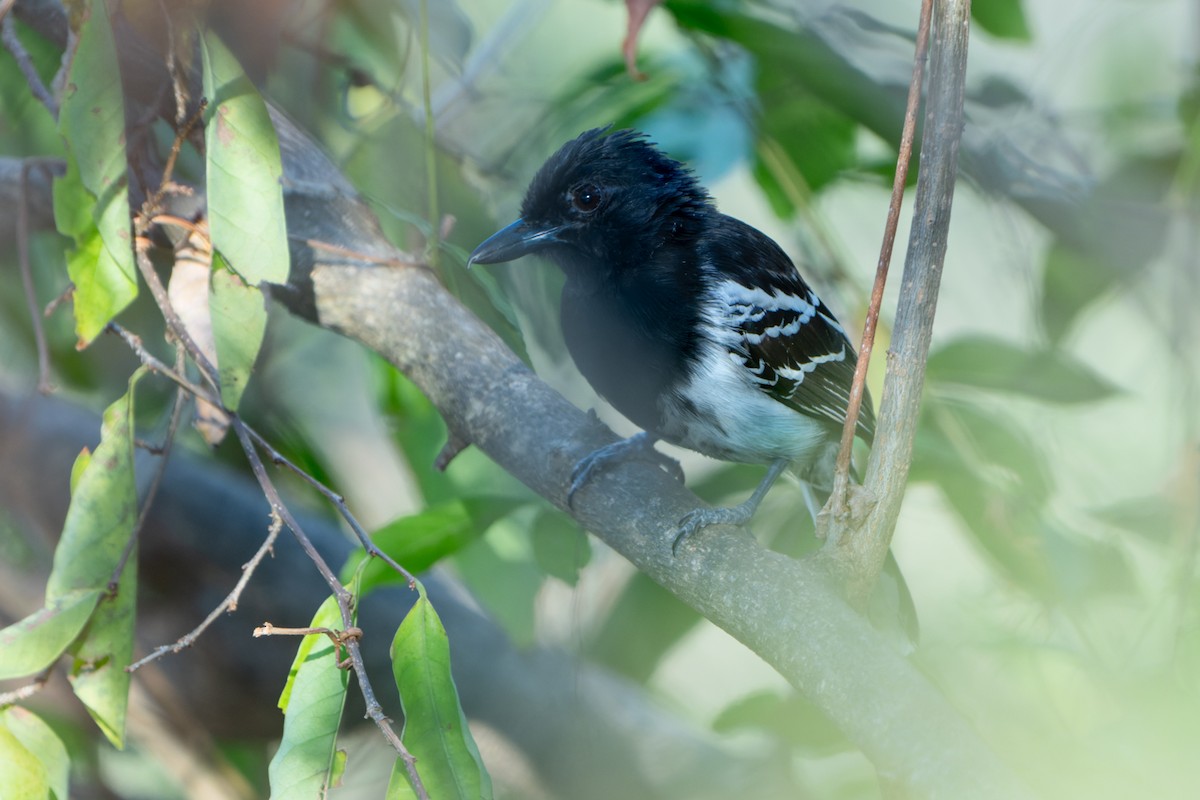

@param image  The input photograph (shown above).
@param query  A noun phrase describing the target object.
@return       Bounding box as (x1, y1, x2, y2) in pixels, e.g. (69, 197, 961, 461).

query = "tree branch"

(827, 0, 973, 602)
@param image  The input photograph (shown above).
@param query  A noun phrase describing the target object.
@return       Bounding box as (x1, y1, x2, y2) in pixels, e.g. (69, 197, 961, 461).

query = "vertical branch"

(826, 0, 933, 521)
(828, 0, 973, 599)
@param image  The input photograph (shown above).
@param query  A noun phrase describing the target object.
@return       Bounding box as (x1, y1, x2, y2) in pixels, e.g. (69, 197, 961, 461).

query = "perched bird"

(469, 128, 874, 550)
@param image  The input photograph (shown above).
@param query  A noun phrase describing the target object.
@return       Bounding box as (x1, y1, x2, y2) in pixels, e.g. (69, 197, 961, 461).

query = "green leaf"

(46, 374, 140, 599)
(269, 596, 351, 799)
(45, 370, 142, 747)
(1, 708, 70, 800)
(341, 503, 477, 595)
(585, 572, 700, 682)
(0, 721, 48, 800)
(209, 251, 267, 410)
(1038, 244, 1122, 345)
(713, 690, 848, 754)
(530, 510, 591, 586)
(53, 0, 138, 346)
(971, 0, 1032, 42)
(68, 447, 91, 495)
(0, 589, 102, 680)
(926, 335, 1120, 404)
(201, 32, 290, 286)
(68, 549, 136, 748)
(387, 584, 491, 800)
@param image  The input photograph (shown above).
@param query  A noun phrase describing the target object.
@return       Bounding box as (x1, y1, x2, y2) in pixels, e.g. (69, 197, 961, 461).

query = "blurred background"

(1, 0, 1198, 797)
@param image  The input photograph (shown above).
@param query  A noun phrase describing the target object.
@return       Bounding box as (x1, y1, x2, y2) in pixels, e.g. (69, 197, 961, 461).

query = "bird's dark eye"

(570, 184, 602, 214)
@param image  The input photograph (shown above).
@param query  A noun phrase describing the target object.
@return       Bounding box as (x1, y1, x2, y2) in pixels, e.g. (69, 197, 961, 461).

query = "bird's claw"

(566, 433, 682, 508)
(671, 504, 755, 554)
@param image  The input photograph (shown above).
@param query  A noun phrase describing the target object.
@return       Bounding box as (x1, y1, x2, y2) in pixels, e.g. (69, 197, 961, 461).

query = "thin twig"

(128, 512, 285, 672)
(108, 345, 190, 594)
(44, 283, 74, 317)
(1, 13, 58, 119)
(305, 238, 421, 268)
(154, 0, 188, 127)
(827, 0, 934, 522)
(107, 323, 215, 404)
(0, 666, 52, 706)
(253, 623, 364, 668)
(230, 418, 428, 798)
(244, 426, 419, 587)
(17, 159, 54, 393)
(131, 236, 220, 387)
(150, 99, 207, 211)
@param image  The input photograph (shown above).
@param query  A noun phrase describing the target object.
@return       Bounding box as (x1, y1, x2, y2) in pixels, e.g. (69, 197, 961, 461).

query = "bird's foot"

(672, 501, 757, 554)
(567, 432, 683, 508)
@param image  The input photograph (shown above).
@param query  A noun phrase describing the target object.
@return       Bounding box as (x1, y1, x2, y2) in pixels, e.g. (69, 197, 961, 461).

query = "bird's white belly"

(657, 340, 831, 466)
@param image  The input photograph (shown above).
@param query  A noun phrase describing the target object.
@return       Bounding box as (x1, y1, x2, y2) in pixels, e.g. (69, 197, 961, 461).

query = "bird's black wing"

(701, 216, 876, 444)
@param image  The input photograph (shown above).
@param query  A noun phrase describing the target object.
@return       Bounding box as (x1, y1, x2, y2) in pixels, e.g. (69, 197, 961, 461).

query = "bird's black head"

(468, 128, 711, 282)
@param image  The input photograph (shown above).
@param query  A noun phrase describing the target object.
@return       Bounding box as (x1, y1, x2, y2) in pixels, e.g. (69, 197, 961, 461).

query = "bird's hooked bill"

(467, 219, 563, 268)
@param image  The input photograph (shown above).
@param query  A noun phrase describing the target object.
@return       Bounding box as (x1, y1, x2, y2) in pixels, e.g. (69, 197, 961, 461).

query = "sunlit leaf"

(926, 335, 1120, 404)
(54, 0, 138, 346)
(1, 707, 70, 800)
(0, 721, 47, 800)
(68, 549, 136, 748)
(387, 583, 491, 800)
(201, 32, 290, 286)
(269, 596, 350, 799)
(45, 370, 142, 747)
(209, 251, 267, 410)
(972, 0, 1032, 42)
(0, 589, 101, 680)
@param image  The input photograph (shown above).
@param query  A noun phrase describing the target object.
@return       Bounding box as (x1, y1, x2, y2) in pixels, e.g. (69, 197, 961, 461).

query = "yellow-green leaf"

(45, 370, 142, 747)
(201, 32, 290, 286)
(0, 589, 102, 680)
(1, 708, 70, 800)
(268, 596, 351, 799)
(209, 251, 267, 410)
(53, 0, 137, 345)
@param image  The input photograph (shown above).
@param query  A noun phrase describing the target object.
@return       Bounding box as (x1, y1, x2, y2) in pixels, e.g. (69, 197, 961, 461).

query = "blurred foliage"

(1, 0, 1198, 798)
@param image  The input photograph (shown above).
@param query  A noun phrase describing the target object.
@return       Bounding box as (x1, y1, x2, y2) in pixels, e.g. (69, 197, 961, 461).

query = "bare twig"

(128, 511, 285, 672)
(131, 236, 220, 387)
(831, 0, 974, 602)
(304, 237, 420, 268)
(253, 622, 364, 668)
(154, 0, 188, 127)
(0, 666, 52, 706)
(17, 159, 54, 393)
(826, 0, 934, 527)
(1, 12, 58, 119)
(44, 282, 74, 317)
(230, 419, 428, 798)
(149, 99, 207, 211)
(107, 323, 214, 403)
(243, 426, 419, 587)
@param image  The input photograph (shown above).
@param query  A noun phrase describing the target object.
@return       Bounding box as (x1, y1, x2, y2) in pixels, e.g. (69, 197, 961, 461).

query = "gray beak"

(467, 219, 563, 268)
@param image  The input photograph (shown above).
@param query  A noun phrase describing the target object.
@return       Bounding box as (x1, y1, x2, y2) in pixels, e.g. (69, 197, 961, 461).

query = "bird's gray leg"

(673, 458, 790, 553)
(799, 481, 823, 525)
(567, 431, 684, 508)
